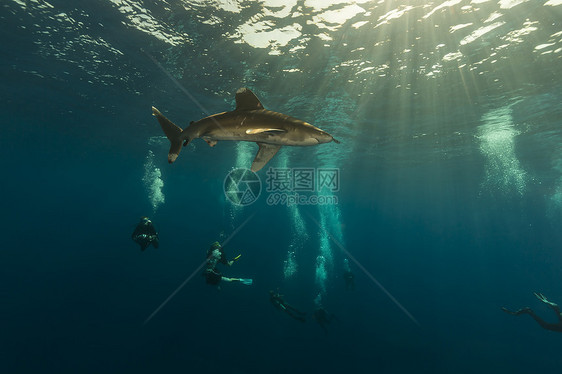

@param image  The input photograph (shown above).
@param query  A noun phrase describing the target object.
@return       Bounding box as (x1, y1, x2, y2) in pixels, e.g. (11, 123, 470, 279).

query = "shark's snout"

(314, 131, 336, 144)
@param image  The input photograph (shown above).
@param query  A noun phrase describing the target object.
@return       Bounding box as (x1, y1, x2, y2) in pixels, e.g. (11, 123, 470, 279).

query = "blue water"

(2, 0, 562, 373)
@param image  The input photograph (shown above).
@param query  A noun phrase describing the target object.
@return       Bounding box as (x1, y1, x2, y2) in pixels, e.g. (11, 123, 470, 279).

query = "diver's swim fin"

(239, 278, 253, 286)
(232, 254, 242, 262)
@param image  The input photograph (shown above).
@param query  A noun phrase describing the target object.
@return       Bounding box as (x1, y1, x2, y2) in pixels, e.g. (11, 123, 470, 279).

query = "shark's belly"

(202, 117, 323, 146)
(204, 132, 320, 146)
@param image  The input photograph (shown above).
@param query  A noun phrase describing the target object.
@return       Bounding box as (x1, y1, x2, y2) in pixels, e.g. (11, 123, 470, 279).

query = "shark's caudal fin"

(152, 106, 184, 163)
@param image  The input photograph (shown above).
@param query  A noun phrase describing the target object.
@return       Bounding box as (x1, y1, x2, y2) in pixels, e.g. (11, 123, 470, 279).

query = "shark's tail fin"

(152, 106, 185, 163)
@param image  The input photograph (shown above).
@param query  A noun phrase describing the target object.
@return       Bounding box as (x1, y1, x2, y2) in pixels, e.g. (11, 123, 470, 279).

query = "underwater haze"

(2, 0, 562, 373)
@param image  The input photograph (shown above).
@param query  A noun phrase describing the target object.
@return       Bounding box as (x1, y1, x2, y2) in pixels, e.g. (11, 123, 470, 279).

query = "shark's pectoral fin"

(251, 143, 281, 172)
(246, 128, 286, 135)
(203, 138, 218, 147)
(152, 106, 184, 163)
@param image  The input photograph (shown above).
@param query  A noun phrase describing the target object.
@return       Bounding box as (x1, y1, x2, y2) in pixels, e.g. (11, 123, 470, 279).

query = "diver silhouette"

(502, 292, 562, 332)
(204, 241, 252, 288)
(131, 216, 159, 251)
(313, 293, 335, 333)
(269, 290, 306, 322)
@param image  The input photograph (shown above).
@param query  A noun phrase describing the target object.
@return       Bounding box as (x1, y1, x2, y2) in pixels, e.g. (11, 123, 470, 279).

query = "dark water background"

(1, 0, 562, 373)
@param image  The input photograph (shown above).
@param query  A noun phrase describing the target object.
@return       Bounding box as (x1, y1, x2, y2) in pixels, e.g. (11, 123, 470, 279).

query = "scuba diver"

(269, 290, 306, 322)
(206, 241, 237, 268)
(314, 308, 334, 333)
(131, 216, 159, 251)
(502, 292, 562, 332)
(343, 258, 355, 290)
(313, 293, 335, 333)
(204, 241, 251, 288)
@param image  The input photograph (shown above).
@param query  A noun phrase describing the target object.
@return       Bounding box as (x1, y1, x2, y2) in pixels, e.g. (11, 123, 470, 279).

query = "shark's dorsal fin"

(252, 143, 281, 172)
(246, 128, 286, 135)
(235, 88, 264, 111)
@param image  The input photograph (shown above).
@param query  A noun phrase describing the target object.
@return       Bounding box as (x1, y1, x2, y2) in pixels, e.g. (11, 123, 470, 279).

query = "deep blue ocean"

(2, 0, 562, 373)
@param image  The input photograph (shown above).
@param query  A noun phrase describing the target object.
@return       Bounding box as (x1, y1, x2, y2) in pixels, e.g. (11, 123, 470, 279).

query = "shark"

(152, 88, 340, 172)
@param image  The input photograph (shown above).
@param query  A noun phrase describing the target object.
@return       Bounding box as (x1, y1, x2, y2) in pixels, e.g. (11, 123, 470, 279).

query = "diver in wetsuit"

(269, 290, 306, 322)
(313, 307, 334, 333)
(502, 292, 562, 332)
(131, 216, 159, 251)
(204, 241, 251, 288)
(206, 241, 235, 269)
(313, 293, 334, 333)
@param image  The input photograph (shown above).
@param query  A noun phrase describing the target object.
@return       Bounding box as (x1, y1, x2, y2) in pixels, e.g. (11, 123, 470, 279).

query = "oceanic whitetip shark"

(152, 88, 340, 172)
